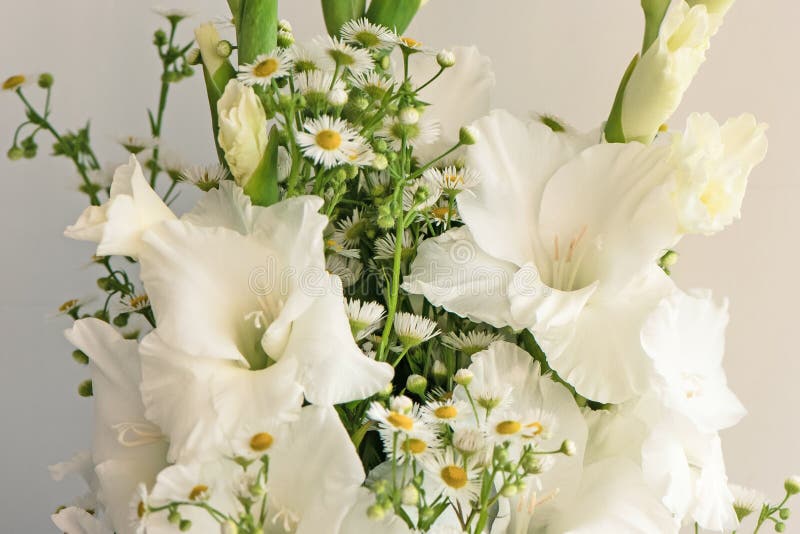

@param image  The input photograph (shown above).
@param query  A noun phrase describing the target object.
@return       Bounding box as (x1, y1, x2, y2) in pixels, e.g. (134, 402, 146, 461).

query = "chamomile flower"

(326, 255, 363, 288)
(56, 297, 88, 317)
(423, 399, 471, 429)
(442, 330, 504, 357)
(325, 236, 360, 259)
(730, 484, 767, 521)
(345, 298, 386, 340)
(452, 427, 489, 457)
(238, 50, 290, 88)
(330, 210, 364, 249)
(393, 312, 440, 348)
(231, 424, 284, 461)
(180, 163, 230, 191)
(295, 71, 344, 100)
(315, 36, 374, 76)
(351, 72, 393, 98)
(367, 399, 425, 436)
(423, 450, 481, 510)
(118, 294, 151, 314)
(288, 43, 325, 73)
(296, 115, 373, 168)
(486, 408, 556, 448)
(340, 18, 398, 51)
(277, 146, 292, 182)
(129, 483, 150, 534)
(118, 135, 157, 155)
(403, 179, 441, 211)
(373, 230, 414, 260)
(398, 36, 435, 55)
(379, 115, 441, 151)
(469, 382, 512, 414)
(157, 149, 187, 181)
(422, 165, 480, 196)
(389, 430, 439, 462)
(425, 199, 461, 227)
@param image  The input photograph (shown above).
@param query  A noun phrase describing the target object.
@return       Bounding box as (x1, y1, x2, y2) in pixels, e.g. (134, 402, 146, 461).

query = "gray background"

(1, 1, 797, 532)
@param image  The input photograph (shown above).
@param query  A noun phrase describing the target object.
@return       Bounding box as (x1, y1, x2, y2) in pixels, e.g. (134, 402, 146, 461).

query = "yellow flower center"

(440, 465, 468, 489)
(402, 438, 427, 455)
(316, 129, 342, 150)
(496, 420, 522, 435)
(434, 405, 458, 419)
(59, 299, 79, 312)
(444, 173, 462, 186)
(430, 206, 451, 220)
(401, 37, 421, 48)
(2, 75, 26, 90)
(526, 421, 544, 436)
(253, 58, 279, 78)
(250, 432, 274, 452)
(188, 484, 208, 501)
(137, 500, 146, 518)
(387, 411, 414, 431)
(128, 294, 149, 309)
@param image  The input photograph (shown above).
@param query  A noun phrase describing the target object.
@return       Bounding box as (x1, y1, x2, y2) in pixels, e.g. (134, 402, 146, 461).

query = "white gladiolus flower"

(670, 112, 768, 235)
(64, 156, 176, 259)
(404, 110, 679, 403)
(217, 80, 268, 186)
(51, 507, 111, 534)
(137, 184, 392, 462)
(64, 319, 168, 534)
(621, 0, 713, 143)
(641, 290, 746, 433)
(49, 450, 100, 511)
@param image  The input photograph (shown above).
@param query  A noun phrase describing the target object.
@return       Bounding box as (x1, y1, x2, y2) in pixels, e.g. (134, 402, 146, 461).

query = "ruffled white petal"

(51, 507, 112, 534)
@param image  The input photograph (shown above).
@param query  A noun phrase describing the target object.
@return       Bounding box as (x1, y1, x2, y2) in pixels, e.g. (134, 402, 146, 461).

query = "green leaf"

(366, 0, 421, 34)
(603, 54, 639, 144)
(243, 126, 281, 207)
(321, 0, 367, 36)
(640, 0, 671, 54)
(238, 0, 278, 66)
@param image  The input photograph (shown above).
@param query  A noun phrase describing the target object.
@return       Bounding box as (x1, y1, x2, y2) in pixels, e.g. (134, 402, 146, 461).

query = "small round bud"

(72, 350, 89, 365)
(371, 154, 388, 171)
(367, 504, 385, 520)
(500, 484, 518, 497)
(560, 439, 577, 457)
(97, 277, 113, 291)
(419, 507, 434, 523)
(179, 519, 192, 532)
(454, 369, 474, 386)
(78, 379, 93, 397)
(406, 374, 427, 396)
(379, 56, 391, 70)
(401, 485, 419, 506)
(93, 309, 109, 322)
(113, 313, 129, 327)
(168, 509, 181, 524)
(352, 96, 369, 111)
(377, 204, 395, 229)
(459, 125, 480, 145)
(776, 522, 786, 532)
(153, 29, 167, 46)
(494, 447, 509, 464)
(391, 395, 413, 413)
(660, 250, 679, 268)
(436, 49, 456, 68)
(327, 88, 348, 107)
(215, 40, 233, 58)
(23, 145, 38, 159)
(278, 94, 293, 109)
(378, 382, 393, 397)
(373, 138, 388, 153)
(278, 19, 292, 32)
(345, 164, 359, 179)
(7, 146, 23, 161)
(399, 107, 420, 126)
(186, 48, 202, 65)
(785, 476, 800, 495)
(221, 520, 239, 534)
(37, 73, 54, 89)
(277, 30, 295, 48)
(431, 360, 448, 378)
(780, 508, 791, 520)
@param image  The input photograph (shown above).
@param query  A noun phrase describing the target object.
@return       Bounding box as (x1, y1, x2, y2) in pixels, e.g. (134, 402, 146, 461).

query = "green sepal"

(201, 61, 236, 165)
(238, 0, 279, 66)
(366, 0, 421, 34)
(641, 0, 671, 54)
(603, 54, 639, 144)
(243, 126, 281, 207)
(321, 0, 367, 36)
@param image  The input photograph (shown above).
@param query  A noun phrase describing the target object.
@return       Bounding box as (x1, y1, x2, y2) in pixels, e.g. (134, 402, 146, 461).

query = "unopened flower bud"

(432, 360, 447, 378)
(501, 484, 518, 497)
(327, 88, 348, 107)
(221, 520, 239, 534)
(459, 126, 479, 145)
(153, 29, 167, 46)
(373, 138, 388, 153)
(186, 48, 202, 65)
(277, 30, 295, 48)
(72, 350, 89, 365)
(215, 40, 233, 58)
(377, 204, 395, 229)
(436, 49, 456, 68)
(7, 146, 23, 161)
(78, 379, 93, 397)
(419, 507, 434, 523)
(352, 96, 369, 111)
(379, 382, 393, 397)
(391, 395, 413, 413)
(371, 154, 388, 171)
(168, 509, 181, 524)
(179, 519, 192, 532)
(399, 107, 420, 126)
(406, 374, 427, 396)
(278, 19, 292, 32)
(454, 369, 473, 386)
(780, 508, 791, 520)
(560, 439, 577, 457)
(660, 250, 679, 268)
(37, 73, 54, 89)
(776, 522, 786, 532)
(785, 476, 800, 495)
(401, 485, 419, 506)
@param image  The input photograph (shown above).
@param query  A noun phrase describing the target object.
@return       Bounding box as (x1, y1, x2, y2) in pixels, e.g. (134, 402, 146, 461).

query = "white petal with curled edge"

(51, 507, 112, 534)
(182, 180, 255, 234)
(402, 226, 523, 330)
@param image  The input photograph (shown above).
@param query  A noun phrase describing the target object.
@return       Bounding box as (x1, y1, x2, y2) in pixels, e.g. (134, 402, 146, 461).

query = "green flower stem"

(148, 21, 180, 188)
(415, 66, 445, 92)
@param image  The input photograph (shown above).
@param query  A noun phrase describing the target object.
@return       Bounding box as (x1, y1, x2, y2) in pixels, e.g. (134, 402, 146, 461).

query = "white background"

(0, 1, 797, 532)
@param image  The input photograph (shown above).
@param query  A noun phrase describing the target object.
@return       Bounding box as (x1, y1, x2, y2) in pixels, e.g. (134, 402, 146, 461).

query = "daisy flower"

(393, 312, 440, 348)
(441, 330, 505, 357)
(403, 178, 442, 211)
(314, 36, 374, 76)
(287, 43, 326, 73)
(180, 163, 230, 191)
(296, 115, 373, 168)
(423, 399, 471, 429)
(351, 71, 394, 99)
(485, 408, 557, 449)
(118, 294, 151, 314)
(373, 230, 414, 261)
(294, 70, 344, 103)
(86, 162, 122, 189)
(152, 7, 193, 23)
(452, 427, 490, 458)
(422, 165, 481, 196)
(238, 50, 290, 88)
(340, 18, 398, 51)
(379, 115, 441, 151)
(425, 199, 461, 228)
(129, 483, 151, 534)
(367, 399, 426, 436)
(730, 484, 767, 521)
(325, 235, 360, 259)
(345, 298, 386, 340)
(332, 209, 367, 248)
(326, 255, 363, 288)
(157, 149, 187, 181)
(422, 450, 482, 511)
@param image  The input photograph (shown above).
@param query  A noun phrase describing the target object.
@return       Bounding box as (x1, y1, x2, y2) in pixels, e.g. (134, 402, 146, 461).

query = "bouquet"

(5, 0, 794, 532)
